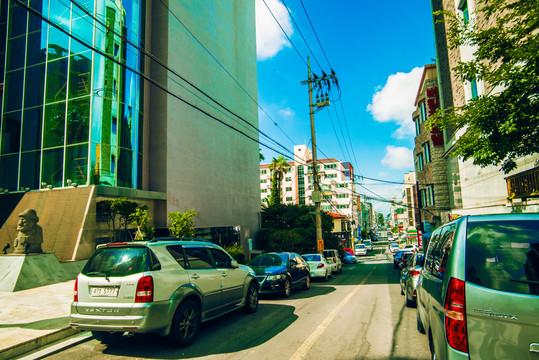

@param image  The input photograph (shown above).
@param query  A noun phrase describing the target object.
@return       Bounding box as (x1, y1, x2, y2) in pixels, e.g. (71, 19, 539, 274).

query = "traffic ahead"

(43, 242, 431, 360)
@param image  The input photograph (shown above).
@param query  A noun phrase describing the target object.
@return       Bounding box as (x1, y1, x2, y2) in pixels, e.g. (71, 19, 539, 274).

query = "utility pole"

(300, 57, 337, 253)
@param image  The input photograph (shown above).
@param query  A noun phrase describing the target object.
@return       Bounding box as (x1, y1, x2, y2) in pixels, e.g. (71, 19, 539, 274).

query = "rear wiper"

(86, 272, 110, 282)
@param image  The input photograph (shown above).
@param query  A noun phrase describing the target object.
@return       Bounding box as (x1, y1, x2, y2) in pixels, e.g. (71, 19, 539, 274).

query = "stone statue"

(13, 209, 43, 254)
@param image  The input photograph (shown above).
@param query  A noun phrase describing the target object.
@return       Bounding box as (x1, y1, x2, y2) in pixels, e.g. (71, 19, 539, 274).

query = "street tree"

(258, 204, 340, 254)
(168, 209, 197, 237)
(268, 156, 291, 206)
(429, 0, 539, 173)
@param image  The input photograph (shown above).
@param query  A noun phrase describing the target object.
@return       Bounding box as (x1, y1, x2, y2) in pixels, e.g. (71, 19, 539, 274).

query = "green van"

(416, 214, 539, 359)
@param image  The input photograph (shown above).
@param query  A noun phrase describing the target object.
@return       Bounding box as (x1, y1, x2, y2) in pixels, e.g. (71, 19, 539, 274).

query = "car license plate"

(90, 286, 119, 297)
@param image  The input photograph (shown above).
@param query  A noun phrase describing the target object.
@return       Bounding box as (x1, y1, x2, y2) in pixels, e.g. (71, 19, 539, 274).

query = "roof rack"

(148, 237, 210, 243)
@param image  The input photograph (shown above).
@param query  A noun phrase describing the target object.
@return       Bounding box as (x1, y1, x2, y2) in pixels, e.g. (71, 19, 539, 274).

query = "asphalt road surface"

(38, 247, 430, 360)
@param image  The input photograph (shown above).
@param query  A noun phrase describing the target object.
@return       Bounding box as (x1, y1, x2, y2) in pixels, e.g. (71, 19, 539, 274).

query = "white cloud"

(278, 107, 295, 117)
(256, 0, 293, 60)
(381, 145, 413, 169)
(367, 67, 424, 138)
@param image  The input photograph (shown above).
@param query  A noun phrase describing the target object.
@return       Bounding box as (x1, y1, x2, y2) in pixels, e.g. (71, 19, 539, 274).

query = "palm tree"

(268, 156, 291, 206)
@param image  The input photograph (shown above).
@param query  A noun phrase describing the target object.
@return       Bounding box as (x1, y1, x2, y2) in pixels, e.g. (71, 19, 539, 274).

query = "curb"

(0, 327, 81, 360)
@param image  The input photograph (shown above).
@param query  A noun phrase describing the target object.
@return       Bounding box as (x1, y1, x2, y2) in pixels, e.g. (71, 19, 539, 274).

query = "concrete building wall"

(148, 1, 260, 245)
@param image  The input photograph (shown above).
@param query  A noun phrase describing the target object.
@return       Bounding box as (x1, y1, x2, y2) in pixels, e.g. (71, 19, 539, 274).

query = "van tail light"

(74, 278, 78, 302)
(410, 270, 420, 277)
(444, 277, 468, 353)
(317, 263, 324, 269)
(333, 257, 337, 263)
(135, 276, 154, 303)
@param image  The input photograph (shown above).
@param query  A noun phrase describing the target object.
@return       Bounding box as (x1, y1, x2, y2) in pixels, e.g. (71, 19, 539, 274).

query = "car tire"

(282, 278, 291, 298)
(405, 290, 414, 307)
(303, 275, 310, 290)
(242, 282, 259, 314)
(168, 299, 200, 347)
(416, 310, 425, 334)
(92, 331, 123, 344)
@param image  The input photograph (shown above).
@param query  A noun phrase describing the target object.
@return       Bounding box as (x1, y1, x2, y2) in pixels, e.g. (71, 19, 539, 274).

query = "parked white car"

(354, 244, 367, 256)
(302, 253, 332, 281)
(363, 240, 373, 251)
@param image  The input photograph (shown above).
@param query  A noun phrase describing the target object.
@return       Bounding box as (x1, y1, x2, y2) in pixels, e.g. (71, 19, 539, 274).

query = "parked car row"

(70, 240, 354, 349)
(395, 214, 539, 360)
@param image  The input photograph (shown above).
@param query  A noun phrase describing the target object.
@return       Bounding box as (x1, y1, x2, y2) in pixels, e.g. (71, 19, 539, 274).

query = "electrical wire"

(12, 0, 296, 160)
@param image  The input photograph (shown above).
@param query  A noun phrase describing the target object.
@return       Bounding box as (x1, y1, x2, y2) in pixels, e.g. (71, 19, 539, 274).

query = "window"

(427, 185, 435, 206)
(420, 189, 427, 207)
(285, 187, 292, 191)
(167, 245, 186, 268)
(337, 194, 349, 199)
(261, 189, 267, 193)
(209, 248, 233, 268)
(459, 0, 469, 23)
(414, 117, 420, 135)
(423, 143, 431, 163)
(261, 170, 267, 174)
(184, 247, 213, 269)
(260, 179, 267, 183)
(326, 174, 337, 179)
(470, 80, 478, 99)
(466, 220, 539, 295)
(286, 197, 293, 202)
(325, 164, 337, 169)
(285, 177, 292, 182)
(420, 102, 427, 122)
(415, 153, 424, 172)
(427, 224, 456, 279)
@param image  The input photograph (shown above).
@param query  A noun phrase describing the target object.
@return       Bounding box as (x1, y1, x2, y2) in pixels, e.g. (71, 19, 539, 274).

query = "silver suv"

(416, 214, 539, 359)
(323, 249, 342, 274)
(70, 239, 259, 347)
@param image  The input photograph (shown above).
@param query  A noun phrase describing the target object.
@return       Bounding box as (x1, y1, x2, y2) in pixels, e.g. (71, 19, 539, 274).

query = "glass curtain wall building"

(0, 0, 144, 192)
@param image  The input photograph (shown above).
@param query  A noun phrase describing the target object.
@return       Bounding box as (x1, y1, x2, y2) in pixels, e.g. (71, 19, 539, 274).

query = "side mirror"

(230, 260, 239, 269)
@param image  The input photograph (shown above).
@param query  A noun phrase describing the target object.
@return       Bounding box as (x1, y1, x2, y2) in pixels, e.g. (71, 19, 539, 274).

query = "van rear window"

(466, 220, 539, 295)
(83, 247, 149, 277)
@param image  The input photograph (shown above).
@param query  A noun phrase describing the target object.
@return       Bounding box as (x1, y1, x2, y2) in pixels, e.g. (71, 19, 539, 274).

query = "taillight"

(333, 257, 337, 263)
(74, 277, 78, 302)
(410, 270, 420, 277)
(317, 263, 324, 269)
(135, 276, 154, 303)
(444, 277, 468, 353)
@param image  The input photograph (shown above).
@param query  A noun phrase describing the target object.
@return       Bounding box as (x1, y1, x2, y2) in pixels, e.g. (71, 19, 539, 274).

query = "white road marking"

(289, 266, 375, 360)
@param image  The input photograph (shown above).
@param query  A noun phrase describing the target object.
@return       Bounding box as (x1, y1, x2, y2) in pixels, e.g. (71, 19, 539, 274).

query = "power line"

(298, 0, 332, 69)
(280, 0, 324, 72)
(261, 0, 308, 68)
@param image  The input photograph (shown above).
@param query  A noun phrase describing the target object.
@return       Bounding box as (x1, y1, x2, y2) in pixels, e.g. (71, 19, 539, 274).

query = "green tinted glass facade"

(0, 0, 144, 191)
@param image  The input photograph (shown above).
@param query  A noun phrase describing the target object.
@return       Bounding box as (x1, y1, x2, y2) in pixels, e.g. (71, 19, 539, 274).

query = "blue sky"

(255, 0, 437, 215)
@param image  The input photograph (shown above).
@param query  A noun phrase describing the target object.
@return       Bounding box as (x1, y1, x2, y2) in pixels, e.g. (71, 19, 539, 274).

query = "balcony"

(506, 166, 539, 201)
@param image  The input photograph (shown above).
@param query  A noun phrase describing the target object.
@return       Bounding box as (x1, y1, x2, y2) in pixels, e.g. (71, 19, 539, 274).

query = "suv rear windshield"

(82, 246, 158, 277)
(466, 220, 539, 295)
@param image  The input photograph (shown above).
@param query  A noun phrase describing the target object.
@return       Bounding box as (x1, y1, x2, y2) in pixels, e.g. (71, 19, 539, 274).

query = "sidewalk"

(0, 280, 81, 360)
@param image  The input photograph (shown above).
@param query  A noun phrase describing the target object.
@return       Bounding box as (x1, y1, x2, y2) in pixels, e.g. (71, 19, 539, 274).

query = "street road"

(42, 246, 430, 360)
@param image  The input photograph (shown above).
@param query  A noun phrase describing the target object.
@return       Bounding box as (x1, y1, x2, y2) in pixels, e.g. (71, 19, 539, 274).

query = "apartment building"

(430, 0, 539, 218)
(412, 64, 450, 231)
(261, 145, 359, 236)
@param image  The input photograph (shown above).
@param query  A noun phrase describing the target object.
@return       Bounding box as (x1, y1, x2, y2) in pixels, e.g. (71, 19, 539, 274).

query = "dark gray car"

(416, 214, 539, 360)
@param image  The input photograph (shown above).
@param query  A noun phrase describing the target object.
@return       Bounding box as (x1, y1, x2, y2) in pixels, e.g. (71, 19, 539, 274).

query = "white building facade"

(260, 145, 359, 232)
